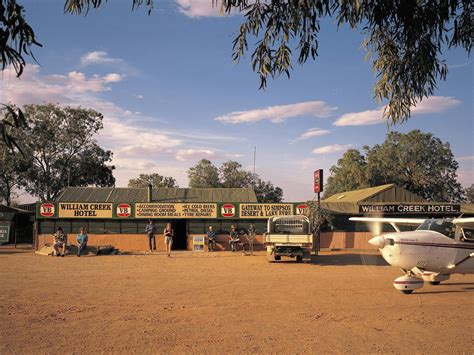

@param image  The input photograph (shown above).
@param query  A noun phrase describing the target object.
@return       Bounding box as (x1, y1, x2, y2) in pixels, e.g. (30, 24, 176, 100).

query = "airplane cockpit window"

(416, 219, 455, 239)
(461, 228, 474, 243)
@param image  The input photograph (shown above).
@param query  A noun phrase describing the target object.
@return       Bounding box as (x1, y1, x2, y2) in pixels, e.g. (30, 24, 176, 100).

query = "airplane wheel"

(296, 255, 303, 262)
(401, 290, 414, 294)
(430, 281, 441, 285)
(275, 255, 281, 261)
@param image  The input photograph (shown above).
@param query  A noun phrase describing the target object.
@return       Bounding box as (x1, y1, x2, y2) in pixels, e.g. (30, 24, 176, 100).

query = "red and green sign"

(36, 202, 308, 219)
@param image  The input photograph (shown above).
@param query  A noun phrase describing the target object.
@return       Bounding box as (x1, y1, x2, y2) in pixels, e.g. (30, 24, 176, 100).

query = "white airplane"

(350, 216, 474, 294)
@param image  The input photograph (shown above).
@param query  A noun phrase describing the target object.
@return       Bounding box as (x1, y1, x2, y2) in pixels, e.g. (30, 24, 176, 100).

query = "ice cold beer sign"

(135, 203, 217, 219)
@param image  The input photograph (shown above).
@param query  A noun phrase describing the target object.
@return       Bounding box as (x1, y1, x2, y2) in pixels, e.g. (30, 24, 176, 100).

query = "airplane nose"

(369, 236, 385, 249)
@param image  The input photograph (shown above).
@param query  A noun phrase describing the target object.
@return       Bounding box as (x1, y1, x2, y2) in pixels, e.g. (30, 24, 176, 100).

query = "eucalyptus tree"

(2, 0, 471, 126)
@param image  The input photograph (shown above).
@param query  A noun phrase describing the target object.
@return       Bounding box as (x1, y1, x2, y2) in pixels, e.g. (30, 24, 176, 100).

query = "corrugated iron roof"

(55, 187, 257, 203)
(461, 204, 474, 213)
(0, 204, 34, 214)
(152, 188, 257, 202)
(323, 184, 395, 203)
(323, 184, 425, 204)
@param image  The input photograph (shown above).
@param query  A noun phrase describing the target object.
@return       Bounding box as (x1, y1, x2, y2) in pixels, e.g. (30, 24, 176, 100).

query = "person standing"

(229, 225, 240, 252)
(76, 227, 88, 257)
(164, 223, 174, 257)
(145, 219, 157, 253)
(207, 225, 217, 252)
(53, 227, 67, 257)
(247, 224, 256, 255)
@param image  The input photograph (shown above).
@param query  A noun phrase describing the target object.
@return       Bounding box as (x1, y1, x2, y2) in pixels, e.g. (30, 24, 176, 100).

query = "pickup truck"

(264, 215, 314, 262)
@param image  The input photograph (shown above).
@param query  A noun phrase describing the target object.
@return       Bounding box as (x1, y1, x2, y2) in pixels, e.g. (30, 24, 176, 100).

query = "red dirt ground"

(1, 247, 473, 354)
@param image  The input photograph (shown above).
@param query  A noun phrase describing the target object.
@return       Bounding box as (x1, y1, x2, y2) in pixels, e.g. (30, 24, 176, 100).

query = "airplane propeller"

(366, 214, 385, 249)
(357, 213, 386, 267)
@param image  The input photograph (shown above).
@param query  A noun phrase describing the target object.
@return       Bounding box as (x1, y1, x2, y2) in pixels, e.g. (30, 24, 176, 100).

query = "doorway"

(171, 220, 188, 250)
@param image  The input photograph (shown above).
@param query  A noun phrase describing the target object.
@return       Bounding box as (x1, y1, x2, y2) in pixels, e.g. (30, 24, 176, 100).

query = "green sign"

(0, 224, 10, 243)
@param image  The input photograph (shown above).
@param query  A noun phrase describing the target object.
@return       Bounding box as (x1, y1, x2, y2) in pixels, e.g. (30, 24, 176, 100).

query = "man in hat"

(229, 225, 240, 252)
(53, 227, 67, 257)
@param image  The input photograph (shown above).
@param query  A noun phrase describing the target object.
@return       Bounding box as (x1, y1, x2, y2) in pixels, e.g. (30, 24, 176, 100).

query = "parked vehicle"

(264, 215, 314, 262)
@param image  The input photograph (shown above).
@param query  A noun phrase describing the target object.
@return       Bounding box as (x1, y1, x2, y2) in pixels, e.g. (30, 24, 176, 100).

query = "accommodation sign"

(58, 203, 113, 218)
(135, 203, 217, 219)
(239, 204, 293, 219)
(359, 204, 461, 214)
(0, 224, 10, 242)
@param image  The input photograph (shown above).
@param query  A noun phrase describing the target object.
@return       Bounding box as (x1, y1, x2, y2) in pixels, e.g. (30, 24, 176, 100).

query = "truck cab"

(264, 215, 314, 262)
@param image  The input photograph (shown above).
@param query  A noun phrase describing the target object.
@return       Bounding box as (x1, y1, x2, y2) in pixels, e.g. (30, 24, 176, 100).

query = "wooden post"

(317, 192, 321, 253)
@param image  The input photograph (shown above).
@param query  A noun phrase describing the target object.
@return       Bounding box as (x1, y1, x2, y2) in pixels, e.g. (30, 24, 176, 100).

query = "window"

(205, 220, 221, 234)
(105, 220, 121, 234)
(188, 220, 206, 234)
(220, 220, 237, 234)
(253, 221, 268, 234)
(89, 220, 105, 234)
(60, 220, 73, 234)
(137, 221, 150, 234)
(121, 220, 138, 234)
(39, 220, 55, 234)
(71, 220, 85, 234)
(417, 219, 455, 239)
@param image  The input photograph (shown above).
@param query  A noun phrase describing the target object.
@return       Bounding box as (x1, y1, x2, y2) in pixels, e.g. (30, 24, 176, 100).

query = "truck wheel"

(296, 255, 303, 262)
(274, 255, 281, 261)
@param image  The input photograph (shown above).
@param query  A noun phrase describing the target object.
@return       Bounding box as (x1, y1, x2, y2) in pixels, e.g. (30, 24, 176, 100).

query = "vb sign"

(314, 169, 323, 193)
(116, 203, 132, 218)
(40, 203, 55, 217)
(295, 204, 308, 215)
(221, 204, 236, 218)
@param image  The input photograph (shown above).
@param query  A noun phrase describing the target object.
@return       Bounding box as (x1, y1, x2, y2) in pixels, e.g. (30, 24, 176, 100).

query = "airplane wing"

(349, 217, 425, 228)
(453, 217, 474, 229)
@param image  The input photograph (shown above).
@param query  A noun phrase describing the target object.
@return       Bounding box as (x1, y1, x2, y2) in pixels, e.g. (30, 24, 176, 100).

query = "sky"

(2, 0, 473, 203)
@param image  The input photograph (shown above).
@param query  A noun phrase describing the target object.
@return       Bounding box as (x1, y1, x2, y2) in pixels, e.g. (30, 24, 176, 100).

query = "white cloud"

(448, 61, 472, 70)
(1, 64, 266, 192)
(0, 65, 123, 105)
(312, 144, 353, 155)
(103, 73, 124, 83)
(134, 94, 144, 99)
(227, 153, 244, 158)
(215, 101, 338, 124)
(334, 96, 461, 126)
(410, 96, 461, 114)
(290, 128, 330, 144)
(112, 157, 160, 171)
(175, 149, 217, 161)
(80, 51, 123, 66)
(176, 0, 224, 17)
(99, 118, 181, 155)
(333, 107, 384, 126)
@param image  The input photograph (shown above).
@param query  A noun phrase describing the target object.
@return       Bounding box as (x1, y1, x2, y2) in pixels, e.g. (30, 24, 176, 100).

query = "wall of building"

(37, 232, 377, 252)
